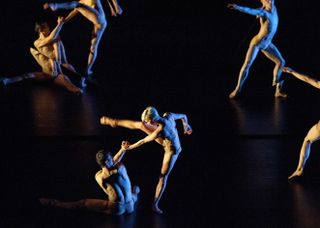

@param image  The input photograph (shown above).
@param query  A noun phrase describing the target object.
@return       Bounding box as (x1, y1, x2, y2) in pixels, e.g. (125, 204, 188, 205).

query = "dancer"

(288, 121, 320, 180)
(43, 0, 123, 76)
(283, 67, 320, 89)
(227, 0, 286, 98)
(39, 142, 140, 215)
(1, 17, 82, 94)
(100, 106, 192, 214)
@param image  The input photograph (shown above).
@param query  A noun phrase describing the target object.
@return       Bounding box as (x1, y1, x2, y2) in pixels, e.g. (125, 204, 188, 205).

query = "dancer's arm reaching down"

(35, 17, 65, 48)
(165, 112, 193, 135)
(227, 4, 267, 17)
(283, 67, 320, 89)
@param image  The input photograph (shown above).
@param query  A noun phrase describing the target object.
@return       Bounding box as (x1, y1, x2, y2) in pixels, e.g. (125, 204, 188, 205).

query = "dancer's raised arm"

(35, 17, 65, 48)
(113, 141, 130, 164)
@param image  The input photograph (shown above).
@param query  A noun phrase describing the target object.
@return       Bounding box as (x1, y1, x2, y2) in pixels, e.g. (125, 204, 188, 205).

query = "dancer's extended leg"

(261, 43, 286, 98)
(229, 44, 260, 98)
(86, 23, 107, 75)
(288, 123, 320, 180)
(153, 152, 179, 214)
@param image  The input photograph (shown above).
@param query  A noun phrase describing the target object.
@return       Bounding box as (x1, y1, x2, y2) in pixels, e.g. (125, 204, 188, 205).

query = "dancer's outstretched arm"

(35, 17, 65, 48)
(283, 67, 320, 89)
(227, 4, 266, 17)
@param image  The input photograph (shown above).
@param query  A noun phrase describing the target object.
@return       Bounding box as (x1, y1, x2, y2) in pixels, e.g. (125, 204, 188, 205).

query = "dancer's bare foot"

(288, 169, 303, 180)
(116, 6, 123, 15)
(80, 77, 87, 89)
(229, 89, 240, 99)
(272, 80, 277, 87)
(86, 67, 93, 77)
(274, 91, 287, 98)
(100, 116, 117, 127)
(43, 3, 57, 11)
(70, 87, 83, 95)
(152, 204, 163, 214)
(133, 185, 140, 194)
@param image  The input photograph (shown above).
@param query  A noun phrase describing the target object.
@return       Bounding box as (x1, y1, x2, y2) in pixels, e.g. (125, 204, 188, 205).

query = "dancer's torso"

(144, 114, 182, 154)
(251, 6, 278, 49)
(34, 39, 55, 60)
(80, 0, 96, 8)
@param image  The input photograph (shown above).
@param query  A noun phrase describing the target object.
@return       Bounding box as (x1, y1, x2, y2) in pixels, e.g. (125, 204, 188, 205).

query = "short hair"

(141, 106, 160, 122)
(34, 21, 48, 34)
(96, 150, 112, 167)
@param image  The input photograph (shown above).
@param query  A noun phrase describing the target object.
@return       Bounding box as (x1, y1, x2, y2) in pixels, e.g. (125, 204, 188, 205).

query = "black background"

(2, 0, 320, 227)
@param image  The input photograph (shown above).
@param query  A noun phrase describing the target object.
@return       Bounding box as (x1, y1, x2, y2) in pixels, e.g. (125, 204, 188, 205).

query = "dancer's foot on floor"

(133, 185, 140, 194)
(288, 169, 303, 181)
(86, 68, 93, 78)
(275, 91, 287, 98)
(116, 6, 123, 15)
(0, 78, 8, 87)
(70, 87, 83, 95)
(152, 203, 163, 214)
(80, 77, 87, 89)
(229, 89, 240, 99)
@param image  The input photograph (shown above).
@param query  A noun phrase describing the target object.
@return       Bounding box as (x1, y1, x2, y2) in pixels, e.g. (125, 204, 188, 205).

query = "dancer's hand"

(184, 124, 193, 135)
(57, 16, 65, 24)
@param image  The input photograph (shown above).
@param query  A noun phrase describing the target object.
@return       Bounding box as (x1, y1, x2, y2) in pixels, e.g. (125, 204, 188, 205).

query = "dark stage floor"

(1, 73, 320, 228)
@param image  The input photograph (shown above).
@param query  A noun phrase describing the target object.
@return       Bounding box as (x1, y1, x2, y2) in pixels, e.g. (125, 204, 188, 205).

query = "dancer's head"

(34, 21, 50, 36)
(141, 106, 160, 124)
(261, 0, 273, 7)
(96, 150, 114, 169)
